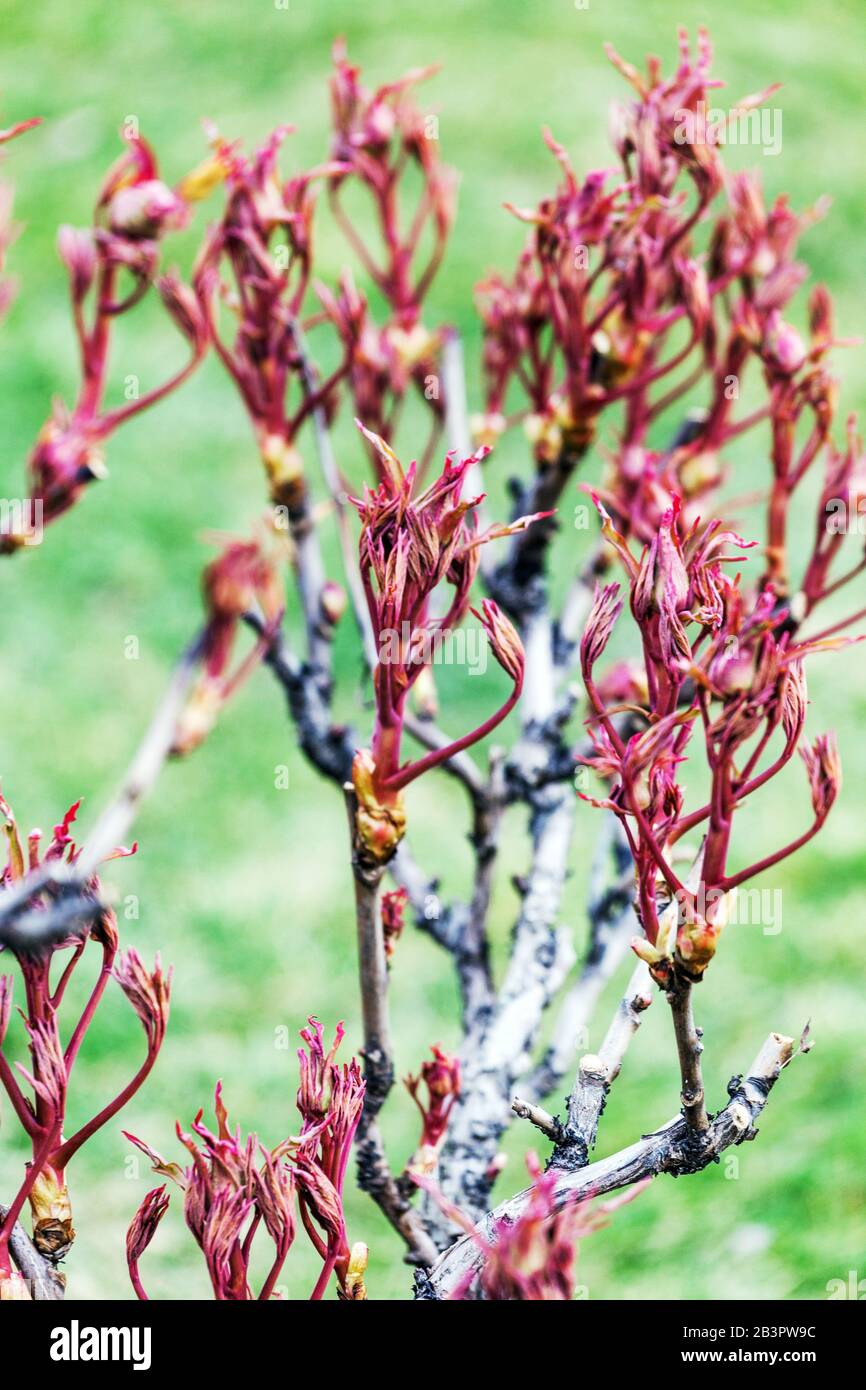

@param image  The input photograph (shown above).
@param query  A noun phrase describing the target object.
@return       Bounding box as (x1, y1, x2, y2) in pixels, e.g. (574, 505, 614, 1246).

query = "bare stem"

(343, 786, 437, 1268)
(528, 813, 636, 1102)
(0, 633, 205, 955)
(290, 319, 377, 669)
(668, 973, 709, 1134)
(511, 1096, 562, 1141)
(551, 959, 654, 1168)
(76, 633, 206, 878)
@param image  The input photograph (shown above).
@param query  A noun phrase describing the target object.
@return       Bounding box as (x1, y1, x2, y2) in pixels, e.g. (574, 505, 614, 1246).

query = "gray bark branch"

(425, 1030, 796, 1298)
(344, 787, 437, 1268)
(0, 1205, 66, 1300)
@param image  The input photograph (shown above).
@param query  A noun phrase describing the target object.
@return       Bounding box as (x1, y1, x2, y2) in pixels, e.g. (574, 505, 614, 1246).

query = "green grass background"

(0, 0, 864, 1300)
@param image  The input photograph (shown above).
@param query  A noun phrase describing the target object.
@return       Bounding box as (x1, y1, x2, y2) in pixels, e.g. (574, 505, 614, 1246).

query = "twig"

(550, 959, 653, 1169)
(344, 785, 393, 1120)
(510, 1097, 562, 1142)
(442, 331, 490, 571)
(442, 331, 472, 455)
(527, 813, 636, 1102)
(245, 611, 356, 784)
(488, 442, 591, 624)
(389, 836, 495, 1034)
(290, 319, 377, 669)
(76, 634, 205, 877)
(343, 785, 437, 1267)
(0, 634, 205, 950)
(457, 751, 506, 1029)
(668, 972, 709, 1134)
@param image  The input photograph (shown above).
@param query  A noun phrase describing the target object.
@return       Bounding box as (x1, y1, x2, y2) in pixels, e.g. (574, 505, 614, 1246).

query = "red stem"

(721, 816, 823, 892)
(63, 936, 116, 1072)
(258, 1249, 288, 1302)
(50, 943, 85, 1009)
(382, 680, 522, 792)
(309, 1249, 338, 1301)
(0, 1050, 38, 1137)
(99, 350, 202, 435)
(52, 1042, 160, 1169)
(129, 1259, 149, 1301)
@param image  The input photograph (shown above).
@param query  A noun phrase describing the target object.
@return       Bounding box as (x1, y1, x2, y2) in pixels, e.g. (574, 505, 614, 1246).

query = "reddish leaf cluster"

(193, 127, 347, 510)
(1, 133, 208, 550)
(0, 793, 162, 1290)
(324, 42, 456, 474)
(580, 498, 848, 980)
(405, 1044, 460, 1174)
(124, 1019, 366, 1301)
(349, 426, 531, 862)
(172, 529, 285, 756)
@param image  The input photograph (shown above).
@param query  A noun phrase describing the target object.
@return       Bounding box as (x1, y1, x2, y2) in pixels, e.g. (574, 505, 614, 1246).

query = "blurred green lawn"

(1, 0, 865, 1300)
